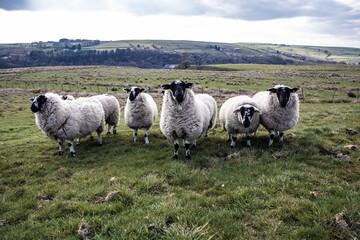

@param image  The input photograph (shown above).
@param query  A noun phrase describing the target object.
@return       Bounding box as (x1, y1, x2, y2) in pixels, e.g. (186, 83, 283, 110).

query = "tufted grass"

(0, 65, 359, 239)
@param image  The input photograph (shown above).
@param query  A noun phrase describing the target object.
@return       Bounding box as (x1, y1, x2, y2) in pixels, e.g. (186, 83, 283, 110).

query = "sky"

(0, 0, 360, 48)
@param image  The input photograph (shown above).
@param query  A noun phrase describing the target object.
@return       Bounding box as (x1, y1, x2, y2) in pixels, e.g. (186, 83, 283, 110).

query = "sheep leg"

(113, 125, 117, 134)
(58, 139, 64, 155)
(174, 138, 179, 159)
(279, 132, 284, 143)
(133, 129, 138, 143)
(106, 125, 112, 135)
(230, 134, 237, 148)
(97, 132, 102, 145)
(76, 138, 81, 146)
(268, 130, 275, 147)
(184, 139, 191, 159)
(192, 139, 196, 148)
(68, 140, 76, 157)
(144, 128, 149, 144)
(90, 134, 94, 141)
(246, 133, 251, 147)
(205, 129, 209, 137)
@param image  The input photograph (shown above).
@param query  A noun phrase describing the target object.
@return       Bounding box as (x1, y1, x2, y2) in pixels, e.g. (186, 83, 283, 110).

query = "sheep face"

(162, 80, 194, 103)
(124, 87, 145, 101)
(29, 95, 47, 113)
(267, 86, 300, 108)
(234, 105, 260, 128)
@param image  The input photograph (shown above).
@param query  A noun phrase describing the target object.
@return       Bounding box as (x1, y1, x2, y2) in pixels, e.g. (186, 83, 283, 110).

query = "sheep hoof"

(173, 154, 178, 159)
(113, 130, 116, 134)
(70, 152, 76, 157)
(186, 154, 191, 160)
(90, 136, 94, 141)
(106, 132, 111, 135)
(192, 144, 196, 149)
(230, 145, 234, 149)
(58, 151, 63, 156)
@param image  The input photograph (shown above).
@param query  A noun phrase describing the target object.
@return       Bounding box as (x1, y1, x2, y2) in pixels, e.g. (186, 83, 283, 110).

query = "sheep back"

(89, 94, 120, 126)
(195, 94, 217, 130)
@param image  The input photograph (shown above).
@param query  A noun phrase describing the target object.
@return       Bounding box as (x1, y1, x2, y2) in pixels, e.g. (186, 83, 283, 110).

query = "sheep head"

(233, 105, 261, 128)
(161, 80, 194, 103)
(267, 85, 300, 108)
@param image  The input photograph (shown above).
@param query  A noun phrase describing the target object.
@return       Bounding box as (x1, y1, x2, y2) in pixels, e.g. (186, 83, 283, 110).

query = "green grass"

(0, 65, 359, 239)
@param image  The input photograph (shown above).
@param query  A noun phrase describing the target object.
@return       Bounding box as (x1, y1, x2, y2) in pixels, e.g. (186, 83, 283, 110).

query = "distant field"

(2, 40, 360, 64)
(0, 64, 359, 239)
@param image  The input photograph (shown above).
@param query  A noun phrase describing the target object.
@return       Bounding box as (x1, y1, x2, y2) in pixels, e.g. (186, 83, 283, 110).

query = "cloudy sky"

(0, 0, 359, 47)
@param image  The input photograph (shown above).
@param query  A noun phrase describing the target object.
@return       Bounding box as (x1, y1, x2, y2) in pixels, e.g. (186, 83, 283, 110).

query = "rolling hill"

(1, 39, 359, 68)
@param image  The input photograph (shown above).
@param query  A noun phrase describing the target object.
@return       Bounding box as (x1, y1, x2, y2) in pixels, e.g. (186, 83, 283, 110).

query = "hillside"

(1, 39, 360, 68)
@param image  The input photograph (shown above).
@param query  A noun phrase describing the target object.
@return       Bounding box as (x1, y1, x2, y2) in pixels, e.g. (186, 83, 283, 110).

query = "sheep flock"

(29, 81, 300, 158)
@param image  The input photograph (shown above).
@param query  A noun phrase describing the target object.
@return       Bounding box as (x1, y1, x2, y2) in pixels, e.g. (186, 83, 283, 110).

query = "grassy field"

(0, 65, 359, 239)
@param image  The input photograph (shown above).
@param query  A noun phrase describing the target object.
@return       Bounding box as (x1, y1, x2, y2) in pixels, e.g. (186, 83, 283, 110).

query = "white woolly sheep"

(252, 84, 300, 147)
(123, 87, 158, 144)
(219, 96, 261, 148)
(160, 80, 215, 159)
(62, 94, 120, 145)
(29, 93, 105, 157)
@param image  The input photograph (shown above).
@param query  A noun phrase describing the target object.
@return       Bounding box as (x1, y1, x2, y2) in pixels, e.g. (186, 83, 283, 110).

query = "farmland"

(0, 64, 359, 239)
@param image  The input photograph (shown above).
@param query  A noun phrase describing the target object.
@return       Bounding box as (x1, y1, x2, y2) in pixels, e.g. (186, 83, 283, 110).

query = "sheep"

(252, 84, 300, 147)
(219, 96, 261, 148)
(62, 94, 120, 145)
(123, 87, 158, 144)
(29, 93, 105, 157)
(160, 80, 216, 159)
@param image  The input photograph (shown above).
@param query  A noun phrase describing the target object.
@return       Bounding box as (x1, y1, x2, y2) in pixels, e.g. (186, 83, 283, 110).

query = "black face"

(124, 87, 145, 101)
(241, 107, 254, 128)
(234, 105, 260, 128)
(268, 86, 299, 108)
(161, 80, 194, 103)
(29, 95, 47, 113)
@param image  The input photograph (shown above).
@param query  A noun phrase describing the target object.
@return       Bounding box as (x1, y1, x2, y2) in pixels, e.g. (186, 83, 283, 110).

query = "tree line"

(0, 48, 295, 69)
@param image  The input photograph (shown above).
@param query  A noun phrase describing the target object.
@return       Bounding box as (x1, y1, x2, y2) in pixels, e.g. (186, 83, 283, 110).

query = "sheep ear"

(186, 82, 195, 88)
(140, 88, 146, 92)
(267, 88, 277, 93)
(162, 84, 171, 90)
(61, 95, 68, 100)
(233, 106, 244, 115)
(253, 107, 261, 114)
(292, 87, 300, 92)
(28, 98, 35, 102)
(123, 88, 131, 93)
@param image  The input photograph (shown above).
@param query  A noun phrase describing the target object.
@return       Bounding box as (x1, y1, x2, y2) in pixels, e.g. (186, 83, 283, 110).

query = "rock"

(78, 220, 94, 240)
(336, 152, 353, 163)
(105, 191, 119, 202)
(110, 177, 116, 186)
(224, 152, 240, 161)
(0, 220, 7, 227)
(344, 145, 356, 150)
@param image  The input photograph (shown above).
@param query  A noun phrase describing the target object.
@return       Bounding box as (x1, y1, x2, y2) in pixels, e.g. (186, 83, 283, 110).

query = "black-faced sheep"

(123, 87, 158, 144)
(219, 96, 261, 148)
(160, 80, 216, 159)
(252, 84, 300, 147)
(29, 93, 105, 156)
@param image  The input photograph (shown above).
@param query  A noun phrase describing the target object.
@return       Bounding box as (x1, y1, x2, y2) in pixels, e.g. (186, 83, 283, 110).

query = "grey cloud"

(0, 0, 29, 10)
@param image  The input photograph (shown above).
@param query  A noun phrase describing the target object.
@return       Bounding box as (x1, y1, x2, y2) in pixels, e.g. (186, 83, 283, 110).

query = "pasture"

(0, 64, 359, 239)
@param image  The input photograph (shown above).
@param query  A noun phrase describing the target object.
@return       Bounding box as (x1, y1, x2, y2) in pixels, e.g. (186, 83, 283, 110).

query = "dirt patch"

(319, 148, 353, 163)
(345, 128, 358, 136)
(335, 212, 350, 233)
(78, 220, 94, 240)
